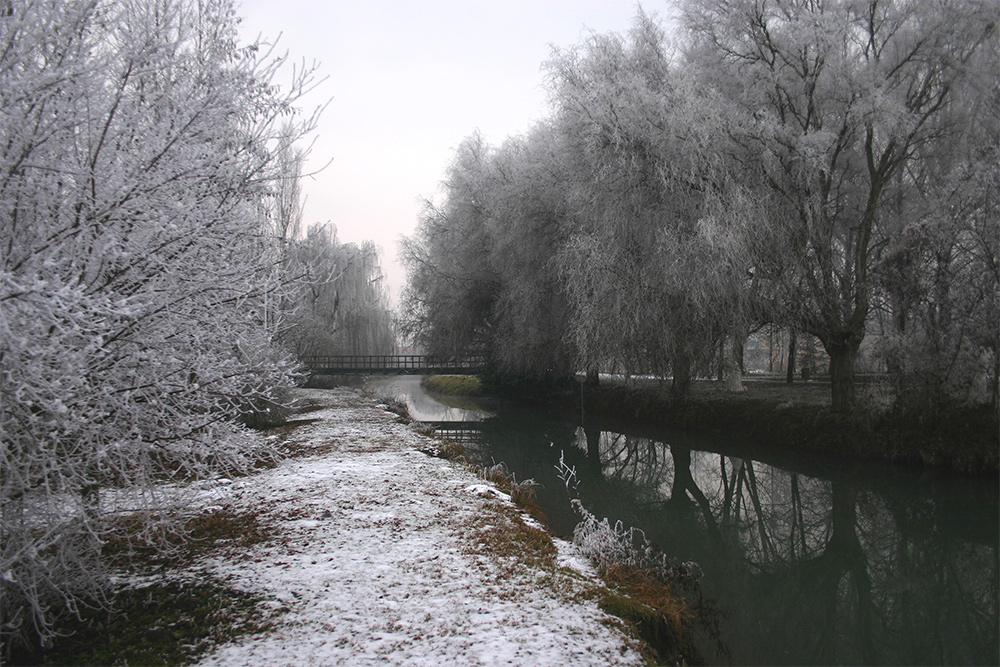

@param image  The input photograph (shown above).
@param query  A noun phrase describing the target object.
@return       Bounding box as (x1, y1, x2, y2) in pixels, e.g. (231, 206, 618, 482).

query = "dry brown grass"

(474, 462, 546, 526)
(600, 564, 689, 635)
(463, 506, 557, 573)
(103, 508, 274, 570)
(419, 438, 467, 462)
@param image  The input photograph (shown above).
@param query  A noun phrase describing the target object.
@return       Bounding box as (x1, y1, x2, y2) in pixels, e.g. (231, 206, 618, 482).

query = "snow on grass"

(179, 388, 643, 666)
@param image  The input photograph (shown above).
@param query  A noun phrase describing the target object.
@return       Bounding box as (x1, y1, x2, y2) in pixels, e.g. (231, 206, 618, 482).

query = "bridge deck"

(423, 420, 486, 444)
(303, 354, 487, 375)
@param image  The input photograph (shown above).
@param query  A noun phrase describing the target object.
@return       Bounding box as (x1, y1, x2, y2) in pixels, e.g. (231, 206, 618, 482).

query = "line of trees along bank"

(0, 0, 393, 656)
(402, 1, 999, 420)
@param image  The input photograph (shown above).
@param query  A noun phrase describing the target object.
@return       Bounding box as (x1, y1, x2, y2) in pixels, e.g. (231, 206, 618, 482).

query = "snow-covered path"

(189, 388, 644, 666)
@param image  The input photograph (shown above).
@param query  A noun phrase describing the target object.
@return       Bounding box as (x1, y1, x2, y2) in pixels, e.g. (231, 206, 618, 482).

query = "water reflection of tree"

(583, 432, 998, 665)
(586, 429, 673, 492)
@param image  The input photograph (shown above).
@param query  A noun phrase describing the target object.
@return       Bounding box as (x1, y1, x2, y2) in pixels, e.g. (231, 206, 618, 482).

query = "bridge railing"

(302, 354, 488, 374)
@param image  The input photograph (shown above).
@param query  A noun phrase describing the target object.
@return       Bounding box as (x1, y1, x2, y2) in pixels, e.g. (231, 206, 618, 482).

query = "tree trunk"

(585, 366, 600, 388)
(992, 349, 999, 418)
(672, 349, 692, 400)
(725, 335, 746, 392)
(769, 326, 775, 373)
(827, 336, 861, 414)
(586, 427, 602, 469)
(786, 328, 797, 384)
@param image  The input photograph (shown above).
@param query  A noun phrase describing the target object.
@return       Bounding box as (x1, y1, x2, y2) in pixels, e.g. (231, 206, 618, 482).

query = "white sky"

(236, 1, 659, 304)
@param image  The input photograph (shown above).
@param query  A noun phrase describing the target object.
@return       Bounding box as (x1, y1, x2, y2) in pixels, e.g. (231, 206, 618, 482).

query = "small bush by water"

(367, 389, 412, 421)
(571, 499, 707, 665)
(419, 437, 467, 462)
(475, 461, 545, 524)
(556, 454, 716, 665)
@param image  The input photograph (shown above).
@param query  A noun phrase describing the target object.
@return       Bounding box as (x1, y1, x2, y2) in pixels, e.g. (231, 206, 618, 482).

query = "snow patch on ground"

(464, 483, 510, 501)
(554, 537, 601, 580)
(165, 388, 644, 666)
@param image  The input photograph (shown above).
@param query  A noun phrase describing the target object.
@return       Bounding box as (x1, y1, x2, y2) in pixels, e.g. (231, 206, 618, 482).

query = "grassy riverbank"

(421, 374, 484, 396)
(464, 374, 999, 475)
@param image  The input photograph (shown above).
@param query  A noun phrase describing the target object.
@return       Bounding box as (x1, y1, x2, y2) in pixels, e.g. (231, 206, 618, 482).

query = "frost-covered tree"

(281, 223, 396, 357)
(680, 0, 998, 412)
(272, 123, 306, 244)
(0, 0, 319, 652)
(401, 127, 577, 384)
(403, 2, 996, 419)
(548, 12, 763, 396)
(478, 126, 577, 380)
(874, 38, 1000, 415)
(400, 134, 502, 361)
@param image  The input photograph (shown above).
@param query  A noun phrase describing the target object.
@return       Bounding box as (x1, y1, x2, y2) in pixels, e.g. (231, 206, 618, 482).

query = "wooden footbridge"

(421, 420, 486, 444)
(302, 354, 487, 375)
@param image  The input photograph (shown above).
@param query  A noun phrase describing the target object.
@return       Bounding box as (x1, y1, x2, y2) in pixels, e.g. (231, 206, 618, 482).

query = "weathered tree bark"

(725, 333, 747, 392)
(671, 349, 692, 400)
(786, 328, 797, 384)
(825, 332, 862, 414)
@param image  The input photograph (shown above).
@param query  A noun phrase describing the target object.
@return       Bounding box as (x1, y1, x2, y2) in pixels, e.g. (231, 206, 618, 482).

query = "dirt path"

(187, 388, 643, 666)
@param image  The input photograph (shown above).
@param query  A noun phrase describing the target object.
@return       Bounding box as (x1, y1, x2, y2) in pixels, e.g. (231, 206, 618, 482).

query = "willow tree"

(401, 128, 577, 383)
(681, 0, 997, 412)
(477, 125, 577, 380)
(400, 134, 501, 360)
(281, 223, 396, 357)
(548, 12, 762, 396)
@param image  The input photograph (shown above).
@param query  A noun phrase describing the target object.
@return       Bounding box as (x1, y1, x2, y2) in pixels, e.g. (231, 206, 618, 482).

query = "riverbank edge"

(439, 376, 999, 475)
(420, 374, 484, 396)
(385, 394, 704, 666)
(17, 388, 672, 667)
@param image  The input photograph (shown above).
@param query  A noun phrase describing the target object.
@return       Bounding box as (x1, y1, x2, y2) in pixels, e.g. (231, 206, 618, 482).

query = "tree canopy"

(402, 0, 998, 414)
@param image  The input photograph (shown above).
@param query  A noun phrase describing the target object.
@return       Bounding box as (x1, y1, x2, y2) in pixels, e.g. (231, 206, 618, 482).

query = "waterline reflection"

(377, 376, 998, 665)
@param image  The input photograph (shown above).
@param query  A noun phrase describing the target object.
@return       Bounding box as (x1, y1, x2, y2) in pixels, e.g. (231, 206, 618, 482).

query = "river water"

(367, 376, 1000, 666)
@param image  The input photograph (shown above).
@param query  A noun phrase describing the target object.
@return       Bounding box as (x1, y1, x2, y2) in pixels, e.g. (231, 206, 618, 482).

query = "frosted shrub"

(557, 453, 700, 587)
(861, 381, 896, 417)
(571, 500, 701, 587)
(0, 0, 318, 654)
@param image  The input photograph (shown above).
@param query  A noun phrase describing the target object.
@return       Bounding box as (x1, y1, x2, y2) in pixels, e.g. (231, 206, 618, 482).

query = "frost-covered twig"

(569, 499, 701, 588)
(555, 451, 701, 589)
(556, 450, 578, 496)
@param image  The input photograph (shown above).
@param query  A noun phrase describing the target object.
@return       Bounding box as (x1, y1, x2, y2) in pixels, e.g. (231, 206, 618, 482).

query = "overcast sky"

(236, 1, 660, 303)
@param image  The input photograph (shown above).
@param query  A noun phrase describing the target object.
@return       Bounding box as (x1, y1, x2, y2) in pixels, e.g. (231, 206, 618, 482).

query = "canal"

(368, 376, 1000, 666)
